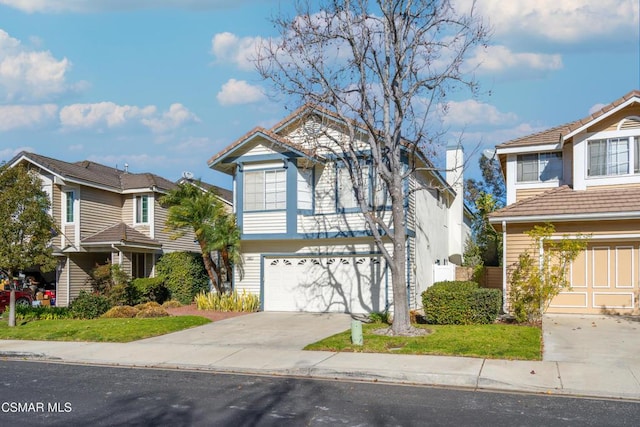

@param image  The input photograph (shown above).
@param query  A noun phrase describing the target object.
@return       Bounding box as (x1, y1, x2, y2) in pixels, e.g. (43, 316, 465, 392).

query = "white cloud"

(0, 29, 77, 101)
(1, 146, 36, 161)
(59, 102, 156, 130)
(466, 45, 563, 74)
(589, 103, 607, 115)
(211, 32, 264, 71)
(217, 79, 265, 106)
(0, 104, 58, 131)
(442, 99, 518, 127)
(59, 101, 199, 134)
(173, 136, 211, 151)
(141, 103, 200, 133)
(0, 0, 253, 13)
(456, 0, 639, 45)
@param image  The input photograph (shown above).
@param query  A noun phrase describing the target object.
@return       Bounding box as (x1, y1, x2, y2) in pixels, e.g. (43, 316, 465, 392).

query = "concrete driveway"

(141, 311, 352, 350)
(543, 314, 640, 365)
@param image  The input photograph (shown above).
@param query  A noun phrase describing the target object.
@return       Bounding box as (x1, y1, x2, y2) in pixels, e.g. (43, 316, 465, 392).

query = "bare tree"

(257, 0, 487, 335)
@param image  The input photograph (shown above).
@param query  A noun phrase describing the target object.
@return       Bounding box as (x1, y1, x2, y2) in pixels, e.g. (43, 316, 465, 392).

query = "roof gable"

(10, 151, 177, 193)
(208, 127, 323, 174)
(497, 90, 640, 150)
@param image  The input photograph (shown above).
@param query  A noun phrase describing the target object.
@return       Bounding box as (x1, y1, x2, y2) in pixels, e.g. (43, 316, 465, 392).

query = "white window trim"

(63, 189, 78, 224)
(516, 151, 563, 183)
(134, 194, 151, 225)
(244, 168, 287, 212)
(573, 131, 640, 190)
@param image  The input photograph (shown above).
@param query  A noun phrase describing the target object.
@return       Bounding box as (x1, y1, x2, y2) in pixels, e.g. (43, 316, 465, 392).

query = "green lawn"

(305, 323, 542, 360)
(0, 316, 210, 342)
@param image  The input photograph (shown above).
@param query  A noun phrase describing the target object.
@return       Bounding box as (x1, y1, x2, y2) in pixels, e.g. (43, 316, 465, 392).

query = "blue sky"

(0, 0, 638, 189)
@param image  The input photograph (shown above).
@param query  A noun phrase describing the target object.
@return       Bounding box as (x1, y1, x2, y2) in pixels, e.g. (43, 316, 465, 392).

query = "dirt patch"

(165, 304, 252, 322)
(371, 326, 432, 337)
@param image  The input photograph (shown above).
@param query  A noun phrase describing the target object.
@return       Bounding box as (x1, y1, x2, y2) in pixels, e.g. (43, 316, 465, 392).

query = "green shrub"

(162, 300, 182, 308)
(194, 290, 260, 312)
(102, 305, 139, 318)
(422, 281, 501, 325)
(469, 288, 502, 324)
(15, 306, 74, 322)
(70, 291, 112, 319)
(130, 277, 170, 305)
(368, 311, 391, 324)
(156, 252, 209, 304)
(135, 306, 169, 318)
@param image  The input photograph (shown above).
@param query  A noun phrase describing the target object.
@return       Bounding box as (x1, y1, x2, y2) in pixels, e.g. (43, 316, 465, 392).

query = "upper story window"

(337, 165, 370, 210)
(337, 164, 390, 211)
(135, 195, 149, 223)
(244, 169, 286, 211)
(297, 168, 313, 211)
(587, 137, 635, 177)
(64, 191, 75, 223)
(517, 152, 562, 182)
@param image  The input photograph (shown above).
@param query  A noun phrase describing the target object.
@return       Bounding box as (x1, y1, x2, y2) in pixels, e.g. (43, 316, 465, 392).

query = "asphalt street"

(0, 361, 638, 426)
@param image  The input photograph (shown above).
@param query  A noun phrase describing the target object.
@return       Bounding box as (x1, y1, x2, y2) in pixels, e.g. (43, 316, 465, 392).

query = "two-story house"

(490, 90, 640, 315)
(208, 105, 471, 314)
(8, 152, 229, 307)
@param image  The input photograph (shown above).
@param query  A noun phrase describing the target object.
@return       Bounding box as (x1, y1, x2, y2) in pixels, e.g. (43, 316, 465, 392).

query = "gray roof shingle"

(82, 223, 161, 246)
(13, 151, 177, 192)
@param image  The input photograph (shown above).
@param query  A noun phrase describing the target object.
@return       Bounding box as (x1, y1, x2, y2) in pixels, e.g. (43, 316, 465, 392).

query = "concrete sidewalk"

(0, 314, 639, 401)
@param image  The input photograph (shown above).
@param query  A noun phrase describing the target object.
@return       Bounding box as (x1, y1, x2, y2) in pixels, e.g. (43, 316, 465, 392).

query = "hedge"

(156, 252, 209, 304)
(422, 280, 501, 325)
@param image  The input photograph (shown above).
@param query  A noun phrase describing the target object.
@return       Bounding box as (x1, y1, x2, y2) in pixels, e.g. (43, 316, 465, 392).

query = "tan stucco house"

(490, 90, 640, 315)
(8, 152, 230, 307)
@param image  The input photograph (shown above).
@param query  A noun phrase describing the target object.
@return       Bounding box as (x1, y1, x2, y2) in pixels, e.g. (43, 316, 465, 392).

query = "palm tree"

(159, 181, 241, 294)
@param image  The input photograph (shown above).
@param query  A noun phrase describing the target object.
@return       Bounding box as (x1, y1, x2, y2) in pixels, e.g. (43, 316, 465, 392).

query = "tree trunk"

(389, 172, 411, 335)
(197, 239, 222, 294)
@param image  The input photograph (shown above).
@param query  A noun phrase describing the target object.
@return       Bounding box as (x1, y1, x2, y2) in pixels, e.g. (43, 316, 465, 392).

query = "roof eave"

(563, 96, 640, 141)
(489, 211, 640, 224)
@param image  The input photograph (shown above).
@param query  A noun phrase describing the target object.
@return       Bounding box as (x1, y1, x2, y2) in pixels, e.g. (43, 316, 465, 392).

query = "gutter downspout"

(502, 221, 507, 313)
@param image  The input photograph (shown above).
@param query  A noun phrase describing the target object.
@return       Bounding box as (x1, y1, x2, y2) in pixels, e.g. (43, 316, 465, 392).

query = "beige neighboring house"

(490, 90, 640, 315)
(8, 152, 231, 307)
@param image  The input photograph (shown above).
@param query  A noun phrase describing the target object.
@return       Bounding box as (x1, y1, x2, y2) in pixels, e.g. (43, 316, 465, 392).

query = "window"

(337, 166, 370, 210)
(135, 195, 149, 223)
(588, 138, 629, 177)
(244, 169, 286, 211)
(517, 152, 562, 182)
(337, 164, 391, 210)
(297, 168, 313, 211)
(65, 191, 75, 223)
(633, 136, 640, 173)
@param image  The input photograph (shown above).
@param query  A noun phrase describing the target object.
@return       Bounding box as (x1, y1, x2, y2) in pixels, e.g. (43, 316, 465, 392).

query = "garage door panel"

(264, 256, 386, 314)
(615, 246, 634, 288)
(592, 247, 610, 288)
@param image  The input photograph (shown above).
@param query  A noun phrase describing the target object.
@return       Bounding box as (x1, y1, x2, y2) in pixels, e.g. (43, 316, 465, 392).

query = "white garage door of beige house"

(549, 242, 638, 314)
(263, 255, 388, 314)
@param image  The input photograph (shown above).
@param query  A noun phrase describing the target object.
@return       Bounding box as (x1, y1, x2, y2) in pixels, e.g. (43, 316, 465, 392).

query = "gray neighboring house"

(8, 151, 231, 307)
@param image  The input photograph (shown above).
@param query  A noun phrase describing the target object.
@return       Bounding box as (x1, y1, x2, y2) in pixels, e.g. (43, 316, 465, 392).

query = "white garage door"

(263, 255, 387, 314)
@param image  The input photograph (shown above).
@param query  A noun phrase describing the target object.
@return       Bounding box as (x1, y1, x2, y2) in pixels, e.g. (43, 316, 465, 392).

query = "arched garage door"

(263, 255, 388, 314)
